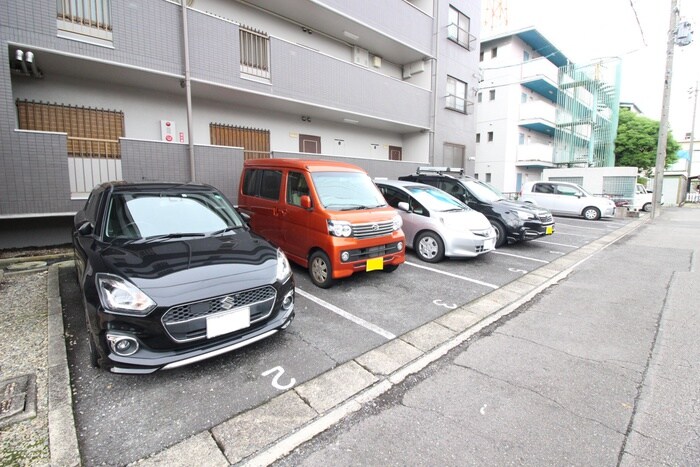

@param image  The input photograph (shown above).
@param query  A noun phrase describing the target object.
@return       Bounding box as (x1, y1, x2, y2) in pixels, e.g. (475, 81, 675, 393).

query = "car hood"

(96, 231, 279, 306)
(437, 209, 492, 231)
(494, 199, 548, 215)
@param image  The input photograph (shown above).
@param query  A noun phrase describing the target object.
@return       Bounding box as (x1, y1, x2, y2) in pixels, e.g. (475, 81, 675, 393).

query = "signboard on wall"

(160, 120, 176, 142)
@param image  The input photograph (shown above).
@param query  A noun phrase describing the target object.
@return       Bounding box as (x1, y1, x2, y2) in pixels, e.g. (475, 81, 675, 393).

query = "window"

(210, 124, 270, 160)
(443, 143, 465, 168)
(518, 133, 525, 145)
(491, 47, 498, 58)
(474, 173, 479, 180)
(523, 51, 530, 62)
(476, 133, 481, 143)
(240, 26, 270, 80)
(487, 131, 494, 142)
(479, 51, 484, 62)
(556, 184, 582, 196)
(485, 173, 492, 183)
(242, 169, 282, 200)
(477, 92, 482, 103)
(447, 6, 473, 50)
(446, 76, 468, 113)
(521, 92, 528, 104)
(489, 89, 496, 101)
(287, 171, 310, 207)
(57, 0, 112, 42)
(533, 183, 555, 194)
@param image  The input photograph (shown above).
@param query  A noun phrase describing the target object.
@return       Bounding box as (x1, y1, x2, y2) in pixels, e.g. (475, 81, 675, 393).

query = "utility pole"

(686, 81, 698, 187)
(651, 0, 678, 220)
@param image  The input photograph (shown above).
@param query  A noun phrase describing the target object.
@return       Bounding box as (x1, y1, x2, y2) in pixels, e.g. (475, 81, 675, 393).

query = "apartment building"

(475, 27, 569, 193)
(0, 0, 481, 247)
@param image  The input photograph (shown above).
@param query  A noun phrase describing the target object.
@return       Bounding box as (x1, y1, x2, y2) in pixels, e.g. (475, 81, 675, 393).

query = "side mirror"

(300, 195, 312, 209)
(77, 221, 93, 236)
(397, 201, 410, 212)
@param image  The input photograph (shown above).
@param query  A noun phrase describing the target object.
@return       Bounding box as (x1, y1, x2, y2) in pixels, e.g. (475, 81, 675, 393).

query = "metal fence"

(67, 137, 121, 197)
(240, 26, 270, 80)
(57, 0, 112, 32)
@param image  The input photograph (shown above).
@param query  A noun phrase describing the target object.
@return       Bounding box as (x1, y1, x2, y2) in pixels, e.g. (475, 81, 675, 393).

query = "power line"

(628, 0, 648, 47)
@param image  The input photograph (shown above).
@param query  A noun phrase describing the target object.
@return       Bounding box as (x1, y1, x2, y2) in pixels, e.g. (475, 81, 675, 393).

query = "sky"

(487, 0, 700, 141)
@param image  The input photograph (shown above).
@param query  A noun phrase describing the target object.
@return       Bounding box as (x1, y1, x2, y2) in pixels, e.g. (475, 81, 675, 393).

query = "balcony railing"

(57, 0, 112, 42)
(67, 136, 121, 197)
(446, 94, 474, 115)
(240, 27, 270, 81)
(516, 143, 554, 164)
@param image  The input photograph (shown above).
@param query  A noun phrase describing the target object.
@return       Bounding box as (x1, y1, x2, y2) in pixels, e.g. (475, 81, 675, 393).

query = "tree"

(614, 109, 679, 176)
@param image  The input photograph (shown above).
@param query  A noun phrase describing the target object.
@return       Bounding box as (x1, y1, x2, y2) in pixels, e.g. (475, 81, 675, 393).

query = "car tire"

(490, 221, 507, 248)
(309, 250, 334, 288)
(582, 206, 601, 220)
(383, 264, 399, 273)
(87, 330, 101, 368)
(415, 231, 444, 263)
(643, 202, 652, 212)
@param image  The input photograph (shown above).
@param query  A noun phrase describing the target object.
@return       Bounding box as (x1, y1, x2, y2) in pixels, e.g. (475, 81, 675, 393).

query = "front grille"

(538, 213, 553, 223)
(161, 286, 277, 342)
(344, 242, 402, 262)
(352, 220, 395, 239)
(471, 229, 492, 238)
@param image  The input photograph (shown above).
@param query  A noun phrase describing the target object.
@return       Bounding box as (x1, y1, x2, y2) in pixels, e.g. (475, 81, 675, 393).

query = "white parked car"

(520, 181, 616, 220)
(376, 180, 497, 263)
(631, 184, 655, 212)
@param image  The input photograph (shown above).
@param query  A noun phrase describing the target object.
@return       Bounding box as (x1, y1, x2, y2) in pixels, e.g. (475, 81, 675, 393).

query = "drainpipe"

(428, 0, 439, 166)
(181, 0, 196, 182)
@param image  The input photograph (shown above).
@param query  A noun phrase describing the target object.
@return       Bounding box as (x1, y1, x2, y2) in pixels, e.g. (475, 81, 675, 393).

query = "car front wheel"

(415, 231, 444, 263)
(309, 250, 334, 288)
(490, 221, 507, 248)
(643, 202, 652, 212)
(582, 206, 601, 220)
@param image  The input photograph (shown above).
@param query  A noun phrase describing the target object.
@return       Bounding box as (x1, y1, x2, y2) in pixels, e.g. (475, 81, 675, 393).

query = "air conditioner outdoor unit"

(353, 46, 369, 67)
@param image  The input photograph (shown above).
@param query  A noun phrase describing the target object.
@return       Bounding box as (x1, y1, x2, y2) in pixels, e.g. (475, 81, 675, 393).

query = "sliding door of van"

(282, 170, 314, 265)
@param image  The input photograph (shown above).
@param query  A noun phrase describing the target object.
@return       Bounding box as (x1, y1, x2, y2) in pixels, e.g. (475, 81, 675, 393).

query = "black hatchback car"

(399, 168, 554, 248)
(72, 182, 295, 374)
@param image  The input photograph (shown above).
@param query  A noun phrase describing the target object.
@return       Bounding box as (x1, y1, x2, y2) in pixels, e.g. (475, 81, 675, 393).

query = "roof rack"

(416, 166, 464, 175)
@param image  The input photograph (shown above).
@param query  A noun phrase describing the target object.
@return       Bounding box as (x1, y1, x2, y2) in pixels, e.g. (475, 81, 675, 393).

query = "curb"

(47, 262, 81, 467)
(130, 215, 649, 466)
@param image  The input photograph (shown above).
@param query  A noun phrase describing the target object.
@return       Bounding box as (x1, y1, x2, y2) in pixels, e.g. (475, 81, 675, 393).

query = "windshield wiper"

(133, 232, 206, 244)
(210, 226, 242, 236)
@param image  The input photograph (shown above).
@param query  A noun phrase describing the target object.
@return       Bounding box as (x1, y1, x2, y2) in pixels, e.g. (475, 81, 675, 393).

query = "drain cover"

(0, 374, 37, 429)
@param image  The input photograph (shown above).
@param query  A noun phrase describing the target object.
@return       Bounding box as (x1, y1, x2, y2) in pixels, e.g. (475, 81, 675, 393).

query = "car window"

(104, 191, 243, 240)
(406, 185, 468, 213)
(555, 185, 581, 196)
(462, 180, 502, 203)
(259, 170, 282, 200)
(533, 183, 554, 194)
(242, 169, 259, 196)
(378, 185, 409, 208)
(286, 171, 310, 207)
(311, 172, 386, 210)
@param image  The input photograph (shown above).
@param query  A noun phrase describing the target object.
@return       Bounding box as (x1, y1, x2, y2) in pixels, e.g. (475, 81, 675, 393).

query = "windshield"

(406, 185, 469, 212)
(103, 191, 244, 241)
(463, 179, 503, 203)
(311, 171, 387, 210)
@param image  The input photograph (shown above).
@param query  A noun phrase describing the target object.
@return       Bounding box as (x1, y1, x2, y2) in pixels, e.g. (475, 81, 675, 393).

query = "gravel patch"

(0, 271, 50, 466)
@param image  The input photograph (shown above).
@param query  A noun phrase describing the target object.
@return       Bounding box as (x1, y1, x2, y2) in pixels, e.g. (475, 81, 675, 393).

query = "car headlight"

(96, 274, 156, 316)
(514, 210, 536, 221)
(392, 215, 403, 231)
(327, 220, 352, 237)
(276, 248, 292, 281)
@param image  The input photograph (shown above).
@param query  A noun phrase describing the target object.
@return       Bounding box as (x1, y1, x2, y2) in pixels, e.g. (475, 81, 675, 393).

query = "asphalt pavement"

(273, 206, 700, 466)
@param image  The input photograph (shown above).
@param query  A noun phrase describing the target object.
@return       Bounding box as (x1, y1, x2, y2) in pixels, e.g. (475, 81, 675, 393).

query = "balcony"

(516, 143, 555, 168)
(240, 0, 432, 64)
(56, 0, 113, 45)
(520, 58, 559, 102)
(519, 100, 556, 136)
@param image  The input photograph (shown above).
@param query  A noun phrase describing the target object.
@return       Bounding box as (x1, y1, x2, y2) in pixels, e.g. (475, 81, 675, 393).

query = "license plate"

(206, 307, 251, 339)
(484, 239, 495, 250)
(366, 257, 384, 271)
(546, 226, 554, 235)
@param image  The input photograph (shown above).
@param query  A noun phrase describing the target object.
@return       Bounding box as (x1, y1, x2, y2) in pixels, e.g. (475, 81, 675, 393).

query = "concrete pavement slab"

(294, 361, 378, 413)
(355, 339, 422, 376)
(400, 322, 456, 352)
(132, 431, 229, 467)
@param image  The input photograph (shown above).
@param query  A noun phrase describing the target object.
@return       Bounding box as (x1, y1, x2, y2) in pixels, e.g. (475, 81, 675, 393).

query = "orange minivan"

(237, 159, 405, 288)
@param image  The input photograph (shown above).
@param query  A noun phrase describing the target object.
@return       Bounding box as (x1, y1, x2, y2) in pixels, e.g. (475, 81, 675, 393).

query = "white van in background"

(630, 184, 656, 212)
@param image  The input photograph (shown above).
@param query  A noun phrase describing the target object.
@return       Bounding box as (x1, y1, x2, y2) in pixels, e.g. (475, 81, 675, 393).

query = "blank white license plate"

(206, 307, 251, 339)
(484, 239, 495, 250)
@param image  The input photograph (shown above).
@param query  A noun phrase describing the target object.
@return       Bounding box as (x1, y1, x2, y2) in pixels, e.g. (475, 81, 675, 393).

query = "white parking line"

(491, 251, 549, 264)
(554, 223, 613, 231)
(532, 239, 581, 248)
(549, 231, 590, 237)
(405, 261, 498, 289)
(295, 288, 396, 340)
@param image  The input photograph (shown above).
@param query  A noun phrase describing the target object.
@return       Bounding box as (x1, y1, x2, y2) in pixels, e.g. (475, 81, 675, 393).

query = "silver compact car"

(376, 180, 497, 263)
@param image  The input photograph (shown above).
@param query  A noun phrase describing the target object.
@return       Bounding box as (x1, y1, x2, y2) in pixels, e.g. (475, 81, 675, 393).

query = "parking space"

(60, 214, 633, 465)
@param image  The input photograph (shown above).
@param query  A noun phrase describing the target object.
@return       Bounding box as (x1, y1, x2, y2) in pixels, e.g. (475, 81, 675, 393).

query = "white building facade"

(475, 27, 569, 194)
